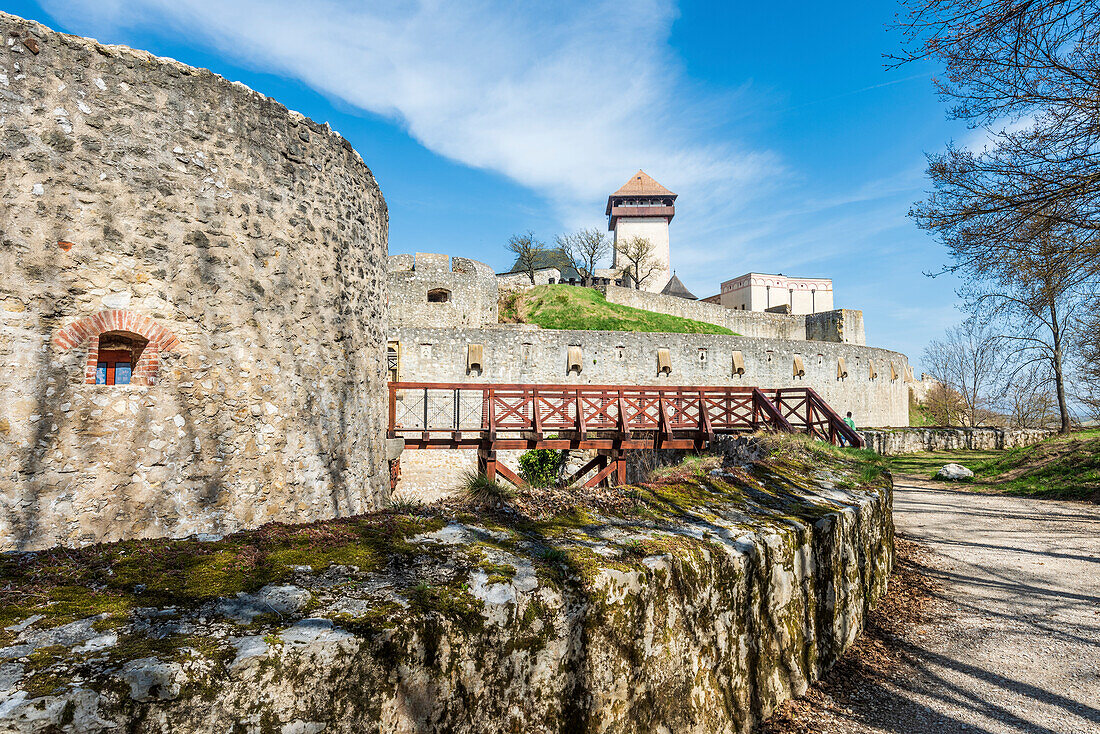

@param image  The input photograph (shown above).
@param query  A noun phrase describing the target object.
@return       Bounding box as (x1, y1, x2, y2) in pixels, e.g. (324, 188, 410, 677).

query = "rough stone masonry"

(0, 12, 390, 551)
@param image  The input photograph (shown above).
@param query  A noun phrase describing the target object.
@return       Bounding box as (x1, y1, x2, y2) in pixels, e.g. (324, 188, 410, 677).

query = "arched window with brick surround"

(53, 310, 180, 386)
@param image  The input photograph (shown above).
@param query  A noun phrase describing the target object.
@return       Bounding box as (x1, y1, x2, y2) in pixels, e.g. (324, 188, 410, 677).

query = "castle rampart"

(389, 326, 908, 426)
(0, 12, 390, 550)
(601, 285, 866, 344)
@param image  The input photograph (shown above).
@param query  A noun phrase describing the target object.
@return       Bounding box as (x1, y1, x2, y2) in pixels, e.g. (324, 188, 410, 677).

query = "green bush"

(518, 449, 565, 488)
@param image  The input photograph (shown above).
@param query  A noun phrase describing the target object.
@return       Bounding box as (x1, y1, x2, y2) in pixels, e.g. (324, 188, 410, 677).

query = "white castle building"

(703, 273, 834, 315)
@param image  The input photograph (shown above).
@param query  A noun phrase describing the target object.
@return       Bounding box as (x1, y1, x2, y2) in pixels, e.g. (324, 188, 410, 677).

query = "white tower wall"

(612, 216, 671, 293)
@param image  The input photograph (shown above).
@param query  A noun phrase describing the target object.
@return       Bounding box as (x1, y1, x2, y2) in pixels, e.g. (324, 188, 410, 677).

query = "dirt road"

(764, 474, 1100, 734)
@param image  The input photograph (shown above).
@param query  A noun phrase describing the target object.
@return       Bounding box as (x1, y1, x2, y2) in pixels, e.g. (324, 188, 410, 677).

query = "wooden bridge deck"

(388, 382, 862, 488)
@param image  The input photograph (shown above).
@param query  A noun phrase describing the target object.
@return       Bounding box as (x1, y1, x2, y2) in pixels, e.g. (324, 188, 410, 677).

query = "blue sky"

(5, 0, 982, 368)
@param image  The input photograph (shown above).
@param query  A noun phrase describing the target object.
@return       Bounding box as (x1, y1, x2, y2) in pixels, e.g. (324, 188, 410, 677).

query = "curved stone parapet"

(0, 12, 389, 550)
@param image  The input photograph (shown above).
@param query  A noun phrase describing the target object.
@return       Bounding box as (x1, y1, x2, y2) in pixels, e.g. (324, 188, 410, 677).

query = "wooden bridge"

(388, 382, 863, 487)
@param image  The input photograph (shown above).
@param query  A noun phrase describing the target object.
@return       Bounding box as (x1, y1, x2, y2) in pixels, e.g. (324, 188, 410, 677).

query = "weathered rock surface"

(0, 439, 893, 733)
(935, 463, 975, 481)
(0, 12, 389, 551)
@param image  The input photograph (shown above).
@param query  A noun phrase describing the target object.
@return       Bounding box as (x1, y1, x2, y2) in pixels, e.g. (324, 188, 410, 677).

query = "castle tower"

(606, 170, 676, 292)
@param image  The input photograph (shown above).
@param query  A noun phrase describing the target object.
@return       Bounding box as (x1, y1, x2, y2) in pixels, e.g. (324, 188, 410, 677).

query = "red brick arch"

(53, 310, 180, 386)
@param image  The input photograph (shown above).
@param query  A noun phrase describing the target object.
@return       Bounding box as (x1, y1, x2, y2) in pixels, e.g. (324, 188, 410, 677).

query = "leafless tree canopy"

(923, 322, 1006, 427)
(898, 1, 1100, 243)
(616, 236, 662, 290)
(1002, 363, 1062, 429)
(506, 231, 547, 285)
(898, 1, 1100, 429)
(1070, 294, 1100, 422)
(555, 228, 610, 285)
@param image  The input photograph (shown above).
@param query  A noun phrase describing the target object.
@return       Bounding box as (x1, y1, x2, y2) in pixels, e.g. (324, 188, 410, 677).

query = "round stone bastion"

(0, 12, 390, 551)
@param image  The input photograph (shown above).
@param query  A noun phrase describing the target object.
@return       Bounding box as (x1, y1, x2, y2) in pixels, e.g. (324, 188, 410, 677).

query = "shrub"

(518, 449, 565, 488)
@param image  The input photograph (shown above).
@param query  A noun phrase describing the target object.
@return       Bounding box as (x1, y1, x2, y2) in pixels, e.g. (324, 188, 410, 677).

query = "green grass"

(507, 284, 735, 334)
(888, 429, 1100, 502)
(908, 397, 937, 427)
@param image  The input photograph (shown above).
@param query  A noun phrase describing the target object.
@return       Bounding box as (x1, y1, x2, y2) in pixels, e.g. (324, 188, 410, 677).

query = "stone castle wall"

(0, 13, 389, 550)
(390, 324, 909, 495)
(389, 326, 910, 426)
(601, 285, 867, 345)
(387, 253, 497, 328)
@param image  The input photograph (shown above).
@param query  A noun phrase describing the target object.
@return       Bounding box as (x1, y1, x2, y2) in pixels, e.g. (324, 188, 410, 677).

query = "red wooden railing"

(388, 382, 863, 450)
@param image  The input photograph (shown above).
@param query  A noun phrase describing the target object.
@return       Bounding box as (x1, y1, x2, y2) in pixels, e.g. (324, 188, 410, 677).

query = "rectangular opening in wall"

(837, 356, 847, 380)
(387, 341, 400, 382)
(732, 350, 745, 376)
(793, 355, 805, 378)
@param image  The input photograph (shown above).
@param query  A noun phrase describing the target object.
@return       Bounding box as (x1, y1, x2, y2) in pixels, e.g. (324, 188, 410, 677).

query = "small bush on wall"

(519, 449, 565, 487)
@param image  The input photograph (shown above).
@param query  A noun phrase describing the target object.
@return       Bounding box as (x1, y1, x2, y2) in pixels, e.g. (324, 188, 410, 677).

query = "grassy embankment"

(908, 395, 937, 427)
(889, 429, 1100, 502)
(500, 284, 736, 335)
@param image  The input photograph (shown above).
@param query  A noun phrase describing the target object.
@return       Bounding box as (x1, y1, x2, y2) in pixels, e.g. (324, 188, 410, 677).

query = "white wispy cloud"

(44, 0, 779, 235)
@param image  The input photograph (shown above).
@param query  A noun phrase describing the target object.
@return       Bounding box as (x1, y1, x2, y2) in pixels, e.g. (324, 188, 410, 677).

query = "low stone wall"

(859, 427, 1055, 455)
(0, 439, 893, 733)
(601, 285, 866, 345)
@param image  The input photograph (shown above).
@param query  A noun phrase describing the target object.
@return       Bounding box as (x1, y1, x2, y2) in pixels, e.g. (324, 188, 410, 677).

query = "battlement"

(387, 252, 496, 278)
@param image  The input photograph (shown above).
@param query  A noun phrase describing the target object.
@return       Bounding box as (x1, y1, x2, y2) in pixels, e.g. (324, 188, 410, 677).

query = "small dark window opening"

(427, 288, 451, 303)
(96, 332, 148, 385)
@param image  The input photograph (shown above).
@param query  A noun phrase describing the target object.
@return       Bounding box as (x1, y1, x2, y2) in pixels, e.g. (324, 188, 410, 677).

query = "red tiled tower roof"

(609, 170, 676, 199)
(606, 170, 677, 227)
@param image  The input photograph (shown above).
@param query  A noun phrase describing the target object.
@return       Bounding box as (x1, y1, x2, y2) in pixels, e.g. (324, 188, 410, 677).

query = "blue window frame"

(115, 363, 132, 385)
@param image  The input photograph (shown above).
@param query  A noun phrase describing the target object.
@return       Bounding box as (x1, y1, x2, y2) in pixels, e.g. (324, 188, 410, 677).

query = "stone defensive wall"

(0, 13, 389, 551)
(390, 324, 909, 495)
(859, 427, 1056, 455)
(389, 326, 910, 425)
(0, 437, 893, 733)
(601, 284, 867, 345)
(387, 253, 498, 328)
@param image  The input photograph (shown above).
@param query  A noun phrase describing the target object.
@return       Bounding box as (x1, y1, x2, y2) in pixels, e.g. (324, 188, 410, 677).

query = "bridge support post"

(477, 447, 497, 481)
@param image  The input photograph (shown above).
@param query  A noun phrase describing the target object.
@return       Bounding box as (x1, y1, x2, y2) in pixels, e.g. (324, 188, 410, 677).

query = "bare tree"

(896, 1, 1100, 248)
(555, 228, 609, 286)
(923, 381, 968, 427)
(1070, 300, 1100, 424)
(506, 231, 547, 285)
(616, 236, 662, 290)
(1000, 364, 1060, 429)
(923, 322, 1005, 427)
(958, 225, 1091, 433)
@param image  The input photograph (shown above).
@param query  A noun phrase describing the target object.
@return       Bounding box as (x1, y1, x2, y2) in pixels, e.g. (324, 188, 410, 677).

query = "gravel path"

(829, 475, 1100, 734)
